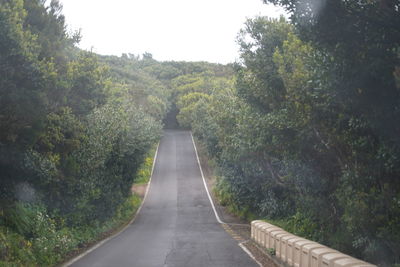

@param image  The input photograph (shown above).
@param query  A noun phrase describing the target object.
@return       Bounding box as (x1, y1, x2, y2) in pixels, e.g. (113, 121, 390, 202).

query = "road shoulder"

(192, 137, 279, 267)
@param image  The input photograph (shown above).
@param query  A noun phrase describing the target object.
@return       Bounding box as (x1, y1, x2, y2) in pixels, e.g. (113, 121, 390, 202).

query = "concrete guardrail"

(251, 220, 377, 267)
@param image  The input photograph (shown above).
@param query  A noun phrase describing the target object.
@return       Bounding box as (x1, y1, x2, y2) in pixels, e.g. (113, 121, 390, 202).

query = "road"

(70, 130, 258, 267)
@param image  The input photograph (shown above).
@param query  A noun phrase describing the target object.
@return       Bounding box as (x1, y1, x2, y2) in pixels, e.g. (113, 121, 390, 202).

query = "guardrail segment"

(251, 221, 377, 267)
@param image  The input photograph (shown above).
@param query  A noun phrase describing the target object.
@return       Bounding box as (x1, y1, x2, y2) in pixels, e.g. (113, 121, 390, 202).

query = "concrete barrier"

(261, 223, 279, 247)
(333, 258, 370, 267)
(280, 235, 299, 263)
(301, 243, 326, 267)
(251, 220, 263, 240)
(311, 248, 338, 267)
(269, 229, 287, 251)
(279, 234, 298, 262)
(251, 221, 377, 267)
(287, 237, 305, 266)
(322, 253, 351, 267)
(265, 226, 283, 248)
(275, 232, 293, 259)
(252, 221, 266, 244)
(294, 240, 316, 267)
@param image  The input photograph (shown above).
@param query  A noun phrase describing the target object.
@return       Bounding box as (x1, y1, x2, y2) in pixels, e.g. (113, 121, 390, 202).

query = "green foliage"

(178, 11, 400, 266)
(170, 64, 235, 130)
(176, 92, 211, 128)
(2, 203, 75, 266)
(0, 0, 47, 148)
(97, 53, 170, 120)
(213, 176, 256, 221)
(266, 212, 322, 242)
(0, 195, 143, 266)
(0, 226, 35, 266)
(66, 52, 109, 116)
(135, 144, 158, 184)
(0, 126, 158, 266)
(236, 16, 292, 112)
(0, 1, 164, 266)
(267, 248, 276, 256)
(1, 0, 399, 265)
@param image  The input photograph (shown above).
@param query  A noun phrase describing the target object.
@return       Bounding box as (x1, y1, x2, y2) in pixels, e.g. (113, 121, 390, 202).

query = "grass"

(134, 143, 158, 185)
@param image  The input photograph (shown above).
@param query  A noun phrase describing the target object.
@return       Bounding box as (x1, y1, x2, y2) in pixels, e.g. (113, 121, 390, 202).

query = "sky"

(58, 0, 286, 64)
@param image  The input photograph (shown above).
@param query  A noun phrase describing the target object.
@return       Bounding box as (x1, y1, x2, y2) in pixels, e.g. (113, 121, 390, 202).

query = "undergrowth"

(0, 144, 157, 267)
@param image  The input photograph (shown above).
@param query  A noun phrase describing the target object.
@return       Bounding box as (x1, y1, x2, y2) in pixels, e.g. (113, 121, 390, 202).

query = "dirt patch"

(242, 240, 282, 267)
(131, 184, 147, 198)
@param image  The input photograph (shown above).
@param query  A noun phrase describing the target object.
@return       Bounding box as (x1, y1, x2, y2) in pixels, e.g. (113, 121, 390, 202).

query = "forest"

(173, 1, 400, 265)
(0, 0, 399, 266)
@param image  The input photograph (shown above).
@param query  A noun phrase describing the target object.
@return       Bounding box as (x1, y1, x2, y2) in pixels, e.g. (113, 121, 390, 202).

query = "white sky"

(59, 0, 286, 64)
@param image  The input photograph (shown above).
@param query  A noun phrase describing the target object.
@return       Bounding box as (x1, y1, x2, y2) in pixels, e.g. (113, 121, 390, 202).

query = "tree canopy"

(1, 0, 399, 265)
(177, 8, 400, 265)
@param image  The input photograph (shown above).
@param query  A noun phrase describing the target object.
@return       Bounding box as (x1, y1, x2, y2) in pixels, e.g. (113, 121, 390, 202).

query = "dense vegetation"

(0, 1, 234, 265)
(0, 0, 166, 265)
(1, 0, 399, 266)
(176, 1, 400, 266)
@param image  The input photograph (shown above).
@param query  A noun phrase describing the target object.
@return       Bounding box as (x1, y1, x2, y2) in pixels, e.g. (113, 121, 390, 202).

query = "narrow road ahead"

(70, 130, 258, 267)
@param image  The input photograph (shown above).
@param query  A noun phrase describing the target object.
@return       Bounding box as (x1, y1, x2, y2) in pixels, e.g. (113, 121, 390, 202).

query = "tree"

(0, 0, 48, 149)
(236, 16, 292, 112)
(66, 52, 108, 116)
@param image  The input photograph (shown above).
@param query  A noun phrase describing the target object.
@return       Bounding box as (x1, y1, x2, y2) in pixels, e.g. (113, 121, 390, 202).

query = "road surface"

(70, 130, 258, 267)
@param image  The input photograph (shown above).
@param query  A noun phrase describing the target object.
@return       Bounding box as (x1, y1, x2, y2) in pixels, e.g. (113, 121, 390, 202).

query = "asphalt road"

(70, 130, 258, 267)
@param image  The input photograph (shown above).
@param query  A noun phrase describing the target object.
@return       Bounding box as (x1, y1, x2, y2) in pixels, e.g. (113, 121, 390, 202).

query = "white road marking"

(239, 241, 263, 267)
(61, 143, 160, 267)
(190, 133, 262, 266)
(190, 133, 225, 224)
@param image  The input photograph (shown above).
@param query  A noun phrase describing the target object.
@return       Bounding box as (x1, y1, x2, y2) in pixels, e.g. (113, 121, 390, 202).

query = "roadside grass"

(0, 143, 158, 267)
(212, 178, 257, 222)
(134, 157, 154, 185)
(263, 212, 322, 242)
